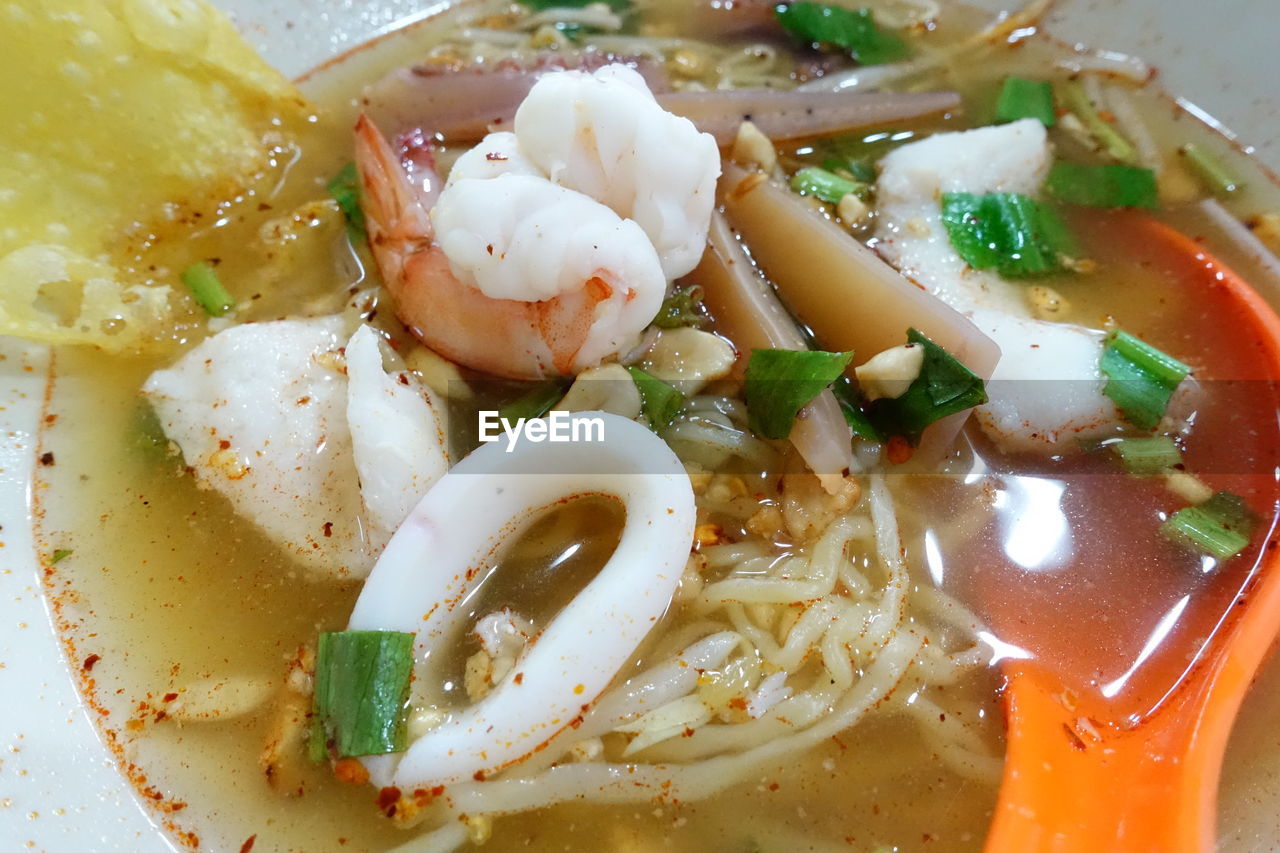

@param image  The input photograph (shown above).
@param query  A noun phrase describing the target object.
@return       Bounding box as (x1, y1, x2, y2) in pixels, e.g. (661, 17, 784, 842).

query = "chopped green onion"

(1099, 330, 1190, 430)
(831, 376, 884, 442)
(627, 366, 685, 431)
(131, 401, 171, 459)
(652, 285, 708, 329)
(1057, 81, 1137, 164)
(995, 77, 1056, 127)
(1046, 161, 1159, 210)
(1103, 435, 1183, 474)
(940, 192, 1074, 278)
(553, 21, 584, 41)
(866, 329, 988, 443)
(327, 162, 366, 240)
(790, 167, 863, 204)
(744, 348, 853, 440)
(774, 3, 909, 66)
(50, 548, 73, 564)
(498, 379, 568, 423)
(820, 157, 877, 185)
(1179, 143, 1245, 196)
(310, 630, 414, 761)
(1163, 508, 1248, 560)
(180, 262, 235, 317)
(1199, 490, 1260, 536)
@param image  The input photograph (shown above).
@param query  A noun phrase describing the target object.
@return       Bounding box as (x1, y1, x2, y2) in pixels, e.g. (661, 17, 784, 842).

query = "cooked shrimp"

(515, 64, 720, 280)
(355, 114, 666, 379)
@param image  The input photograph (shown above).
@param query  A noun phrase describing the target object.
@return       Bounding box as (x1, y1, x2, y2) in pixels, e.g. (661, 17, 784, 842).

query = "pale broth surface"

(32, 1, 1280, 851)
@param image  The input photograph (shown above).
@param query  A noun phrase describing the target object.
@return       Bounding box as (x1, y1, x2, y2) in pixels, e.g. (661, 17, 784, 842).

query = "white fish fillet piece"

(876, 118, 1049, 316)
(344, 324, 449, 542)
(142, 317, 371, 578)
(875, 119, 1122, 452)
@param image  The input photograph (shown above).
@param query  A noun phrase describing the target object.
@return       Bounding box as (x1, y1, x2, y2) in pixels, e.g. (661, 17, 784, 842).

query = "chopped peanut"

(333, 758, 370, 785)
(1027, 285, 1069, 319)
(694, 523, 724, 548)
(855, 343, 925, 402)
(1248, 212, 1280, 255)
(836, 192, 870, 228)
(730, 120, 777, 173)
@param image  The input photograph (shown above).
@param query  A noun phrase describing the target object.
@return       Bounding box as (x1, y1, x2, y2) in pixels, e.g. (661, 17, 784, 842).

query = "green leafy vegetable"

(1046, 162, 1158, 210)
(866, 329, 988, 443)
(1198, 490, 1260, 536)
(1102, 435, 1183, 475)
(1057, 81, 1137, 164)
(821, 157, 877, 184)
(328, 162, 367, 240)
(553, 21, 584, 41)
(131, 401, 172, 461)
(1179, 142, 1244, 196)
(519, 0, 630, 12)
(180, 262, 235, 317)
(310, 630, 414, 761)
(1161, 491, 1257, 561)
(627, 366, 685, 431)
(831, 376, 883, 442)
(774, 3, 909, 66)
(652, 285, 708, 329)
(1099, 330, 1190, 430)
(50, 548, 73, 564)
(995, 77, 1056, 127)
(940, 192, 1074, 278)
(744, 349, 853, 440)
(790, 166, 864, 203)
(498, 380, 569, 422)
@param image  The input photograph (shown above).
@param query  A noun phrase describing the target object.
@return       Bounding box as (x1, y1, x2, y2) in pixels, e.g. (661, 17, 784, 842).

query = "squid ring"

(349, 411, 696, 788)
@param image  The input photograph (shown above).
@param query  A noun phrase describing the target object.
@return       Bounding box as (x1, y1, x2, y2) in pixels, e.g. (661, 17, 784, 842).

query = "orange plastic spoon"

(986, 219, 1280, 851)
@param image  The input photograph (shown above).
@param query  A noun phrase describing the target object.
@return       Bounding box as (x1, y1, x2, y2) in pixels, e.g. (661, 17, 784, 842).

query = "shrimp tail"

(354, 114, 437, 281)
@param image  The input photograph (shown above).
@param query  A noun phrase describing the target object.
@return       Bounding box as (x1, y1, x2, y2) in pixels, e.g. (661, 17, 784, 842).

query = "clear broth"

(33, 1, 1280, 851)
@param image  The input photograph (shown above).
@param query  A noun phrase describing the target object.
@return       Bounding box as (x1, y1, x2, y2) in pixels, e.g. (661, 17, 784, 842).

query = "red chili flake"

(472, 770, 487, 782)
(163, 692, 178, 702)
(333, 758, 370, 785)
(83, 654, 101, 671)
(397, 374, 410, 386)
(218, 439, 231, 450)
(768, 782, 780, 791)
(376, 786, 402, 811)
(323, 522, 334, 538)
(885, 435, 914, 465)
(39, 452, 55, 466)
(239, 835, 257, 853)
(513, 672, 524, 685)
